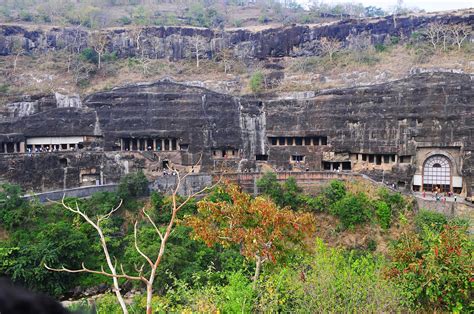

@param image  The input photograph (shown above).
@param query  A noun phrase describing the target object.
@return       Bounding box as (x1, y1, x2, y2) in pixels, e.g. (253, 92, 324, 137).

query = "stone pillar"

(19, 142, 25, 153)
(120, 139, 123, 151)
(319, 137, 322, 146)
(3, 143, 6, 153)
(330, 163, 333, 171)
(169, 139, 172, 151)
(13, 143, 17, 153)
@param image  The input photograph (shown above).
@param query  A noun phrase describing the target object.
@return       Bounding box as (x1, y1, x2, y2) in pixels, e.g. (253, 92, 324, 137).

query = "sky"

(297, 0, 473, 12)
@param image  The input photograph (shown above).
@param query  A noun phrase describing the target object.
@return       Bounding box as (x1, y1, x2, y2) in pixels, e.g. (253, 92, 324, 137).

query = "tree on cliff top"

(185, 184, 315, 282)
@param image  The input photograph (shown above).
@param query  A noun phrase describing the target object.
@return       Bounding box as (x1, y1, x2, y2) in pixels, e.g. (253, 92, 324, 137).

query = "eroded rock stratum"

(0, 72, 472, 195)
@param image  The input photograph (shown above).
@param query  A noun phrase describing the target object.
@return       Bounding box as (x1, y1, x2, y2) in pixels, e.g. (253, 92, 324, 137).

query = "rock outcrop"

(0, 10, 472, 61)
(0, 72, 472, 195)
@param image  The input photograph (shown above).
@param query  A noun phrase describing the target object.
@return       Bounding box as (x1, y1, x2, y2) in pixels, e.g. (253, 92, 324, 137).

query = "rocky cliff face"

(1, 10, 472, 61)
(0, 72, 472, 195)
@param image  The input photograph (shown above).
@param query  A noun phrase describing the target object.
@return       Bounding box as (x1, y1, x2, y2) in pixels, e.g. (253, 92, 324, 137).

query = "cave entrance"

(162, 160, 169, 170)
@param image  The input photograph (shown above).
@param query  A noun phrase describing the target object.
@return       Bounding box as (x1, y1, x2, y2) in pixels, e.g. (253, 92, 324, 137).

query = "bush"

(80, 47, 99, 64)
(257, 239, 405, 312)
(414, 209, 447, 233)
(330, 192, 371, 229)
(117, 16, 132, 26)
(377, 188, 405, 212)
(0, 184, 29, 229)
(249, 71, 264, 93)
(375, 200, 392, 229)
(256, 173, 307, 210)
(117, 171, 149, 199)
(387, 225, 472, 311)
(218, 272, 254, 313)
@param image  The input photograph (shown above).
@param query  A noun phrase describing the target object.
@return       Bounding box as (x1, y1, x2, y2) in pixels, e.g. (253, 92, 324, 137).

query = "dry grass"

(0, 42, 471, 104)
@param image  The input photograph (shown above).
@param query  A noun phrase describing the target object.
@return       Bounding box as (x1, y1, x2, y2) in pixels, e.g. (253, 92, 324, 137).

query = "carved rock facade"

(0, 72, 472, 195)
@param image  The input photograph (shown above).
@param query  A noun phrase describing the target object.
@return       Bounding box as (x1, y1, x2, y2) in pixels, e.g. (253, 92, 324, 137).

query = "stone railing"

(24, 184, 118, 202)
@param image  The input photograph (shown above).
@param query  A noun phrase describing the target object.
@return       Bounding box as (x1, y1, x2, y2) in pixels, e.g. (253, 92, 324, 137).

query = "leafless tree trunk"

(45, 157, 222, 314)
(450, 23, 470, 51)
(45, 200, 129, 314)
(320, 37, 343, 61)
(425, 22, 443, 50)
(90, 31, 108, 70)
(191, 36, 207, 68)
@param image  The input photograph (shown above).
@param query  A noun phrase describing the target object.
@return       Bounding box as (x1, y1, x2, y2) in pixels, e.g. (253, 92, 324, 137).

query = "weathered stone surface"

(0, 72, 472, 196)
(0, 10, 472, 61)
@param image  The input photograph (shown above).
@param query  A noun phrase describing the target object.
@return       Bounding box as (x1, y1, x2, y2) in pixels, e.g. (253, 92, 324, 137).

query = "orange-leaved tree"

(185, 184, 315, 282)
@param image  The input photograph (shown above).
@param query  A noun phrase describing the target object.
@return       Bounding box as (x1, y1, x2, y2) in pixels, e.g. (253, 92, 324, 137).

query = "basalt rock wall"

(0, 72, 472, 194)
(0, 10, 472, 61)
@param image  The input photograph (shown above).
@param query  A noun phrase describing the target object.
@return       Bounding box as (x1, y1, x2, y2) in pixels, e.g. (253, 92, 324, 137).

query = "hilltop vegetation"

(0, 174, 471, 312)
(0, 0, 394, 29)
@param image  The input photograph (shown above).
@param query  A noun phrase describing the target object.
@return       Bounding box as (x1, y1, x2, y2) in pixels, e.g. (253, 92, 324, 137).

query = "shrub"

(117, 16, 132, 26)
(256, 172, 282, 202)
(0, 184, 28, 229)
(330, 192, 371, 229)
(375, 43, 386, 52)
(249, 71, 264, 93)
(256, 173, 307, 210)
(80, 47, 99, 64)
(324, 180, 346, 205)
(377, 188, 405, 212)
(218, 272, 254, 313)
(387, 225, 472, 311)
(257, 239, 405, 312)
(117, 171, 149, 199)
(414, 209, 447, 233)
(375, 200, 392, 229)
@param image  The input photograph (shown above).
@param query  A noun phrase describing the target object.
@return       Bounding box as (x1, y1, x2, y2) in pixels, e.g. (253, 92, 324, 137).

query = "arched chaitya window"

(423, 155, 451, 192)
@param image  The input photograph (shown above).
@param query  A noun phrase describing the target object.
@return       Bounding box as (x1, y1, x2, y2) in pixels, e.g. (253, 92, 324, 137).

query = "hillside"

(0, 2, 473, 314)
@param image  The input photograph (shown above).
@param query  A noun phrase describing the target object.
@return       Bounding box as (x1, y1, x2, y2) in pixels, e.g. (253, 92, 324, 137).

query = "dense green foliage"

(388, 214, 473, 312)
(258, 174, 407, 230)
(0, 179, 244, 298)
(256, 240, 405, 312)
(256, 173, 306, 210)
(1, 178, 471, 313)
(117, 171, 149, 199)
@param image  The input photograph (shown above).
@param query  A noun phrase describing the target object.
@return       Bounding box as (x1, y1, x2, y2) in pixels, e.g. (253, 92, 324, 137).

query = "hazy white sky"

(297, 0, 473, 12)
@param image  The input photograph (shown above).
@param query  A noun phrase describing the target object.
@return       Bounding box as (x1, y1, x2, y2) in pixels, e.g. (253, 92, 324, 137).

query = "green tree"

(330, 192, 371, 229)
(0, 184, 28, 229)
(117, 171, 149, 199)
(249, 71, 264, 93)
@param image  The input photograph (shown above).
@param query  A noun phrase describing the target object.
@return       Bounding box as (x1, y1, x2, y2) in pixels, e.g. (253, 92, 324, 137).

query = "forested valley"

(1, 172, 471, 313)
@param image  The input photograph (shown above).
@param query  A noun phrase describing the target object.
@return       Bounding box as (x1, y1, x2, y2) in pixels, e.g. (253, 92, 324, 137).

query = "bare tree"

(46, 200, 129, 314)
(11, 37, 25, 75)
(425, 22, 444, 50)
(64, 25, 85, 73)
(450, 23, 470, 51)
(215, 47, 234, 74)
(129, 27, 144, 53)
(319, 37, 343, 61)
(89, 31, 108, 70)
(45, 158, 222, 314)
(190, 35, 207, 68)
